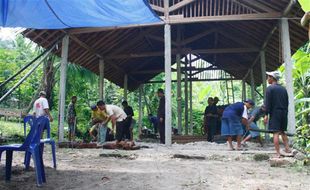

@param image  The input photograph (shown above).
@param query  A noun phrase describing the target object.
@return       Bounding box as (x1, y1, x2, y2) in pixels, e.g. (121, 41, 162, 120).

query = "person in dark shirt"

(204, 97, 218, 142)
(221, 99, 254, 150)
(157, 88, 165, 144)
(241, 105, 266, 146)
(67, 96, 77, 142)
(148, 113, 158, 134)
(264, 71, 291, 157)
(122, 101, 134, 141)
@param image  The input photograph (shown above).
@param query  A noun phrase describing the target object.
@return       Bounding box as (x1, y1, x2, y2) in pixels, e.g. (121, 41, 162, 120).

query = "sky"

(0, 27, 24, 41)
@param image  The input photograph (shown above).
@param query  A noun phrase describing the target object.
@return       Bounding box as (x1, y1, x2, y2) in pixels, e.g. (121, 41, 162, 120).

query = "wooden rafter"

(167, 12, 282, 24)
(106, 47, 259, 59)
(169, 0, 196, 13)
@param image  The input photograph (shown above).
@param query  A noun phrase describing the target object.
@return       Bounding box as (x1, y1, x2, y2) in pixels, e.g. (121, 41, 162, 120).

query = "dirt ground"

(0, 141, 309, 190)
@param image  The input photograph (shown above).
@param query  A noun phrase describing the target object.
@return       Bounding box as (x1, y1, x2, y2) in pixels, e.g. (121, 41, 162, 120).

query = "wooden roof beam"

(167, 12, 282, 24)
(146, 34, 178, 46)
(150, 4, 164, 13)
(181, 28, 217, 45)
(235, 0, 276, 13)
(169, 0, 196, 13)
(106, 47, 259, 59)
(67, 22, 164, 34)
(218, 30, 258, 48)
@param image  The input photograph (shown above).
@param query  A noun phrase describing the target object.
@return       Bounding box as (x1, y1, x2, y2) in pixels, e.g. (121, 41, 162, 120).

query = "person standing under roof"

(221, 100, 254, 150)
(122, 100, 134, 141)
(67, 96, 77, 142)
(157, 89, 165, 144)
(264, 71, 291, 158)
(203, 97, 218, 142)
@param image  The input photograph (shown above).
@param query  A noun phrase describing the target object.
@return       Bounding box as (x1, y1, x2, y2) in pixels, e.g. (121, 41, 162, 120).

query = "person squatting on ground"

(148, 113, 158, 134)
(221, 99, 254, 150)
(157, 88, 165, 144)
(122, 101, 134, 141)
(204, 97, 218, 142)
(241, 105, 266, 147)
(67, 96, 77, 142)
(33, 91, 53, 122)
(89, 103, 110, 142)
(264, 71, 291, 158)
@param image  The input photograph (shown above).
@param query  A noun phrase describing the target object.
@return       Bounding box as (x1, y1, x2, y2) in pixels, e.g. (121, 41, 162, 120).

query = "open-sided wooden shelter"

(22, 0, 308, 144)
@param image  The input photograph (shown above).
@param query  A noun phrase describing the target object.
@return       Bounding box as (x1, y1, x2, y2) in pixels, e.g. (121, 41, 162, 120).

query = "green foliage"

(294, 124, 310, 155)
(280, 41, 310, 154)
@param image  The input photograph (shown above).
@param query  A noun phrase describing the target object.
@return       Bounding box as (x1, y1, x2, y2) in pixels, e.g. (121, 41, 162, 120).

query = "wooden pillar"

(164, 0, 172, 145)
(58, 35, 69, 143)
(260, 51, 267, 96)
(250, 68, 255, 102)
(184, 57, 189, 135)
(176, 26, 182, 135)
(176, 54, 182, 134)
(164, 23, 172, 145)
(280, 18, 296, 133)
(138, 85, 143, 136)
(242, 79, 246, 101)
(124, 74, 128, 100)
(189, 54, 193, 135)
(99, 59, 105, 100)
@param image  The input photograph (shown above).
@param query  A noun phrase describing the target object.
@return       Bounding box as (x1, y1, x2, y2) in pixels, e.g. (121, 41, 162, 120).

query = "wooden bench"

(0, 109, 24, 121)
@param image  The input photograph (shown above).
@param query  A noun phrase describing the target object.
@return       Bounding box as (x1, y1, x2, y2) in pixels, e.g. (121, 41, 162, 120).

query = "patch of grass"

(0, 120, 25, 144)
(0, 120, 24, 137)
(253, 153, 270, 161)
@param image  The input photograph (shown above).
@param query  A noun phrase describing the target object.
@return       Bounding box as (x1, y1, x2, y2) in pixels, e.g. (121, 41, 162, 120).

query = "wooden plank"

(181, 28, 217, 45)
(235, 0, 276, 13)
(169, 0, 196, 13)
(167, 12, 282, 24)
(150, 4, 165, 13)
(68, 22, 164, 34)
(105, 47, 259, 59)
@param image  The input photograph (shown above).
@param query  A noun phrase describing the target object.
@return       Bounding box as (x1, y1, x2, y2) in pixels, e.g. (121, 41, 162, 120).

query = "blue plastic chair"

(0, 116, 48, 186)
(23, 115, 56, 169)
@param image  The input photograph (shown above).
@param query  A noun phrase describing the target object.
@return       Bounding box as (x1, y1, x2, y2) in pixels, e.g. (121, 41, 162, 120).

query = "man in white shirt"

(97, 100, 128, 143)
(33, 91, 53, 122)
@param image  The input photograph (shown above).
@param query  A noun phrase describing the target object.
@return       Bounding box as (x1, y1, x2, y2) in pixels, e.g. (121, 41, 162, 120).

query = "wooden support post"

(164, 23, 172, 145)
(124, 74, 128, 100)
(280, 18, 295, 134)
(242, 79, 246, 101)
(184, 57, 189, 135)
(260, 51, 267, 96)
(99, 59, 105, 100)
(189, 54, 193, 135)
(138, 85, 143, 136)
(176, 54, 182, 134)
(58, 35, 69, 143)
(176, 26, 182, 135)
(250, 68, 255, 102)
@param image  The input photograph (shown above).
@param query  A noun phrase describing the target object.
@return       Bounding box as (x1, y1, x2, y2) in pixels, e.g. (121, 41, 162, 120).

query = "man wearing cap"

(33, 91, 53, 122)
(157, 88, 165, 144)
(89, 104, 109, 142)
(221, 100, 254, 150)
(264, 71, 291, 157)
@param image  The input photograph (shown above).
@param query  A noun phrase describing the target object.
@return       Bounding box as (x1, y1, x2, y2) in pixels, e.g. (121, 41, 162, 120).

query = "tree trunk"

(25, 56, 57, 114)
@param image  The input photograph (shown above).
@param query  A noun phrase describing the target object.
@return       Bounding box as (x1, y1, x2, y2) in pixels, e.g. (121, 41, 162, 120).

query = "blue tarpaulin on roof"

(0, 0, 161, 29)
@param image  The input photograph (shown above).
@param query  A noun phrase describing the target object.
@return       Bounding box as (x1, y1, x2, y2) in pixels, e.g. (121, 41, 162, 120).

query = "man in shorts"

(264, 71, 291, 157)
